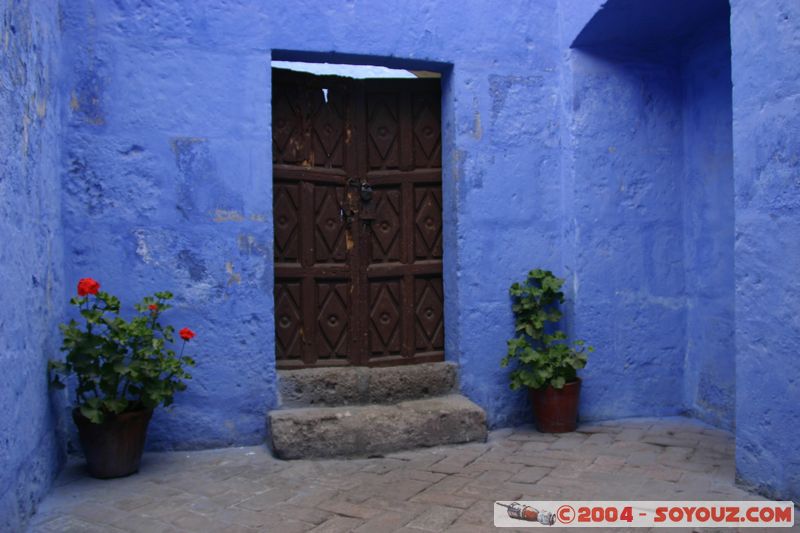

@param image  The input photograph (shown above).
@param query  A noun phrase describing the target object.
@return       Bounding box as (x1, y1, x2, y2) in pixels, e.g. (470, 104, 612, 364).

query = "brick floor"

(27, 417, 799, 532)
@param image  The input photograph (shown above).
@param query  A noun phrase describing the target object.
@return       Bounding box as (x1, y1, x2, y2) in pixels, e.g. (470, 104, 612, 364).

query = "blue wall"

(731, 0, 800, 503)
(57, 0, 566, 444)
(568, 50, 687, 419)
(681, 19, 735, 430)
(564, 1, 735, 426)
(0, 1, 65, 530)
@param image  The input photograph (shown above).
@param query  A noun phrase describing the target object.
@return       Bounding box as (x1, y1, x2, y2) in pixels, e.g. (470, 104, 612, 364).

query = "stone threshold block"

(268, 394, 487, 459)
(277, 362, 458, 407)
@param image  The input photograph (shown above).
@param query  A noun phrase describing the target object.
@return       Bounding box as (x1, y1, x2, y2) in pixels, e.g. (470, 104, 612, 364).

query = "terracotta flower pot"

(72, 408, 153, 479)
(529, 378, 581, 433)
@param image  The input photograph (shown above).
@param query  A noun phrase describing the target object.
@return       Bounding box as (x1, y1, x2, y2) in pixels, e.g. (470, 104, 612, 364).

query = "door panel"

(273, 69, 442, 368)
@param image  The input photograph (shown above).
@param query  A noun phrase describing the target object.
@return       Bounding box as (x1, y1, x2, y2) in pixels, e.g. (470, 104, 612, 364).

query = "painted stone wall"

(567, 50, 687, 420)
(681, 19, 735, 430)
(731, 0, 800, 502)
(562, 0, 736, 428)
(0, 0, 65, 530)
(58, 0, 565, 446)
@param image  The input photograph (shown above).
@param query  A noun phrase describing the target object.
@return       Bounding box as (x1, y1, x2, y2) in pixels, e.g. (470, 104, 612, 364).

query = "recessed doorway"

(272, 63, 444, 369)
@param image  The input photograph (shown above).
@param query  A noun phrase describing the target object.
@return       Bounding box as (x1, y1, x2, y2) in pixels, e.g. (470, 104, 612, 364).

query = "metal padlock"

(360, 182, 373, 203)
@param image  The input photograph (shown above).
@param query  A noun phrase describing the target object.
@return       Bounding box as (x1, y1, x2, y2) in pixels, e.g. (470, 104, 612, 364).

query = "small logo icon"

(496, 502, 556, 525)
(557, 504, 576, 524)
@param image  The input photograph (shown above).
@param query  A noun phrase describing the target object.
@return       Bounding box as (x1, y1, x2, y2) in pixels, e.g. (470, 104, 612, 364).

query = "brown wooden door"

(272, 69, 443, 369)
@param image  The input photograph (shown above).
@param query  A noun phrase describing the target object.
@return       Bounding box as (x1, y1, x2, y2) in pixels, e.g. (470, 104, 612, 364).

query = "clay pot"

(72, 408, 153, 479)
(529, 378, 581, 433)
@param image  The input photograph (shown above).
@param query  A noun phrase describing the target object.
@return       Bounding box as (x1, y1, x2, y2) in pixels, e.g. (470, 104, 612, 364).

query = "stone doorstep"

(268, 394, 487, 460)
(277, 362, 458, 407)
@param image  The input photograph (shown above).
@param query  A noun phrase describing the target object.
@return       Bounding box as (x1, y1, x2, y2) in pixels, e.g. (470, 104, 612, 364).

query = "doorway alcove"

(568, 0, 734, 428)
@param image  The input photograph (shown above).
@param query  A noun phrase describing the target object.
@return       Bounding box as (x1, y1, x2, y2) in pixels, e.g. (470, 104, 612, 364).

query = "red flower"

(148, 304, 159, 313)
(77, 278, 100, 296)
(179, 327, 196, 341)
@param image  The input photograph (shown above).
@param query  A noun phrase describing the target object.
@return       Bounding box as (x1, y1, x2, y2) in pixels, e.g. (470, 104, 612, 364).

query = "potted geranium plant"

(501, 269, 592, 433)
(49, 277, 196, 478)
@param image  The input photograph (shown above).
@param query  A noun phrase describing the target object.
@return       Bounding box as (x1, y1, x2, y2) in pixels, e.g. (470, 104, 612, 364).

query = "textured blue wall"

(681, 19, 735, 430)
(0, 0, 65, 530)
(58, 0, 566, 445)
(731, 0, 800, 502)
(568, 50, 687, 419)
(564, 0, 735, 427)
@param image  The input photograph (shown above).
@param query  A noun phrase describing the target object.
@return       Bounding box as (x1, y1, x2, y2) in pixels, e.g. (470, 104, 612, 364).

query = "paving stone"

(401, 469, 448, 484)
(444, 523, 490, 533)
(317, 498, 382, 520)
(161, 509, 228, 531)
(584, 432, 615, 445)
(309, 516, 364, 532)
(507, 430, 558, 443)
(616, 428, 647, 441)
(505, 452, 562, 468)
(29, 417, 781, 533)
(475, 469, 514, 485)
(461, 460, 520, 475)
(510, 466, 552, 484)
(382, 479, 434, 501)
(68, 502, 134, 527)
(361, 496, 429, 517)
(111, 495, 157, 512)
(360, 458, 408, 474)
(111, 515, 183, 533)
(214, 506, 272, 529)
(625, 450, 662, 466)
(405, 505, 461, 532)
(420, 475, 473, 496)
(627, 464, 683, 482)
(576, 422, 623, 434)
(410, 491, 476, 509)
(31, 516, 128, 533)
(517, 440, 551, 453)
(266, 502, 334, 525)
(236, 487, 296, 511)
(548, 437, 585, 450)
(353, 510, 409, 532)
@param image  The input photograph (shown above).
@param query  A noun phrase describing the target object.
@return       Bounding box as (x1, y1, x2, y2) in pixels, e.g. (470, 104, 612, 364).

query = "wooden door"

(272, 69, 443, 369)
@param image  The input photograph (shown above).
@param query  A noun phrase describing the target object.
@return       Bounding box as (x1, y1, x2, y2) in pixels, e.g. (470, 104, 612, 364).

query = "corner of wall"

(0, 0, 67, 530)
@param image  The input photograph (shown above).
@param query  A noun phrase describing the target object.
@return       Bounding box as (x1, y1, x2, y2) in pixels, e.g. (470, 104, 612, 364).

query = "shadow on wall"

(567, 0, 734, 429)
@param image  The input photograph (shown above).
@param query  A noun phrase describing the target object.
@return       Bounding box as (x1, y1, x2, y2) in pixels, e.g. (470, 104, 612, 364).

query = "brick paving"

(27, 417, 799, 532)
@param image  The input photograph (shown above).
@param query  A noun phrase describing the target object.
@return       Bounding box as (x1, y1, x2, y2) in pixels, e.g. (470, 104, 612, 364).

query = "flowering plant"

(49, 278, 196, 424)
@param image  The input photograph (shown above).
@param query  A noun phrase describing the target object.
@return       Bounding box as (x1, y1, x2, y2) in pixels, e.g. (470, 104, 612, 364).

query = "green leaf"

(104, 398, 129, 414)
(79, 405, 103, 424)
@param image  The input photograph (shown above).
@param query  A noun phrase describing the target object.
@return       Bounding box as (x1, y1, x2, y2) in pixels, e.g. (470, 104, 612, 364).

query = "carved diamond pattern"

(416, 282, 443, 342)
(315, 189, 343, 255)
(272, 93, 297, 156)
(373, 190, 400, 257)
(413, 105, 440, 159)
(274, 186, 299, 257)
(312, 99, 344, 157)
(368, 103, 398, 160)
(414, 189, 442, 254)
(318, 286, 348, 353)
(275, 284, 301, 357)
(370, 285, 400, 347)
(274, 73, 445, 368)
